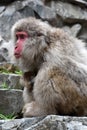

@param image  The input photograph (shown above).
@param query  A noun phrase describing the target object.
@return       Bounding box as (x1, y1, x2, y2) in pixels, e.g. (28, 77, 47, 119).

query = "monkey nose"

(15, 45, 19, 50)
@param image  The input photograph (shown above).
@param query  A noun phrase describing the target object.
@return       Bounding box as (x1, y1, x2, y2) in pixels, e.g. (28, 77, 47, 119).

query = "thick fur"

(11, 17, 87, 117)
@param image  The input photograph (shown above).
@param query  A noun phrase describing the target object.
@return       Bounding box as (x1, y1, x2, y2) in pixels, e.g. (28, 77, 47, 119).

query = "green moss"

(0, 65, 22, 75)
(1, 82, 9, 89)
(0, 113, 17, 120)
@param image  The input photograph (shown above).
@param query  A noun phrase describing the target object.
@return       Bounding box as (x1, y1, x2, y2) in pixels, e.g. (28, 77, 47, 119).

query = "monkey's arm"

(23, 65, 87, 117)
(20, 71, 35, 104)
(20, 71, 35, 90)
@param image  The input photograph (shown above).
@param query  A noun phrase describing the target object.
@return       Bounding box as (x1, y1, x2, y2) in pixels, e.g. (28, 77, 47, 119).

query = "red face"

(14, 31, 28, 58)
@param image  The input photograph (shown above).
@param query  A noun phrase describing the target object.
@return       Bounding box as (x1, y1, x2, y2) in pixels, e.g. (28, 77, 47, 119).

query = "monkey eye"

(19, 34, 26, 39)
(16, 34, 26, 40)
(37, 32, 43, 37)
(16, 32, 28, 40)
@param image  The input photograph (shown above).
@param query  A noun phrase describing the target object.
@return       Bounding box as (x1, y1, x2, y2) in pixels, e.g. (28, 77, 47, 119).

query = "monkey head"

(11, 17, 51, 72)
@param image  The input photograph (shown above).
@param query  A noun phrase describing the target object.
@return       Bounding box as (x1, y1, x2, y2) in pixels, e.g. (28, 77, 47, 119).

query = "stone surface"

(28, 1, 56, 20)
(0, 6, 5, 13)
(0, 89, 23, 115)
(0, 53, 7, 62)
(0, 0, 19, 5)
(0, 73, 21, 89)
(0, 0, 86, 42)
(0, 36, 8, 62)
(0, 115, 87, 130)
(51, 1, 87, 23)
(0, 41, 11, 62)
(62, 24, 82, 37)
(68, 0, 87, 7)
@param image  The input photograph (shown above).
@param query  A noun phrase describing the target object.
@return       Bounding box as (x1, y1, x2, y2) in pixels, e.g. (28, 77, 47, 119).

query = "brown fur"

(11, 17, 87, 117)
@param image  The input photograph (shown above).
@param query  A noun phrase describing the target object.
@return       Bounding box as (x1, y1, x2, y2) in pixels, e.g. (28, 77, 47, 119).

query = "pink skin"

(14, 31, 28, 58)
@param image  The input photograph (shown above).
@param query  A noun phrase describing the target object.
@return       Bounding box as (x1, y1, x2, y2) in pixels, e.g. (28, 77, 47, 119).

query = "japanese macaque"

(11, 17, 87, 117)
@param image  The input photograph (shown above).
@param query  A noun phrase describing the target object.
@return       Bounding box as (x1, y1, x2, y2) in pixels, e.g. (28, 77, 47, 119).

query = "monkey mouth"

(14, 54, 21, 59)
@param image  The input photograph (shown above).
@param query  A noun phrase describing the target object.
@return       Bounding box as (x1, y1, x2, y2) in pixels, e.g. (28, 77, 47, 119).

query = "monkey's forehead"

(12, 17, 51, 34)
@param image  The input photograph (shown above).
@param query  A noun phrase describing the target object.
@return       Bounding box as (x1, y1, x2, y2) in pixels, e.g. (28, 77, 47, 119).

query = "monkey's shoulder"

(36, 67, 76, 86)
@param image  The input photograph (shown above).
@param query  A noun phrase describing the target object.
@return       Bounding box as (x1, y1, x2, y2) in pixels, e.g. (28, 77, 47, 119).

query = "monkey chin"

(13, 56, 30, 73)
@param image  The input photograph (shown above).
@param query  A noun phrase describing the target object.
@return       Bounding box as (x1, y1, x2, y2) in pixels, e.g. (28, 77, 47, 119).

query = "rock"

(68, 0, 87, 7)
(28, 0, 56, 20)
(0, 1, 35, 40)
(0, 73, 21, 89)
(78, 24, 87, 43)
(1, 117, 44, 130)
(0, 0, 18, 5)
(19, 6, 35, 17)
(0, 120, 7, 130)
(0, 0, 56, 40)
(0, 6, 5, 13)
(0, 35, 5, 46)
(62, 24, 82, 37)
(0, 37, 9, 62)
(0, 0, 86, 41)
(1, 115, 87, 130)
(0, 48, 8, 62)
(47, 0, 87, 7)
(0, 53, 7, 62)
(0, 120, 6, 125)
(0, 89, 23, 115)
(71, 24, 82, 37)
(0, 40, 11, 62)
(79, 33, 87, 43)
(51, 1, 87, 23)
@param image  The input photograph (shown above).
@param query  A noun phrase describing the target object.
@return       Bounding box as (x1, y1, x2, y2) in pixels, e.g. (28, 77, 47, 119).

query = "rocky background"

(0, 0, 87, 129)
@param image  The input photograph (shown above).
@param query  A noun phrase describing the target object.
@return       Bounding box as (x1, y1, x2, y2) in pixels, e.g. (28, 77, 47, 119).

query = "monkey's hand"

(22, 101, 46, 117)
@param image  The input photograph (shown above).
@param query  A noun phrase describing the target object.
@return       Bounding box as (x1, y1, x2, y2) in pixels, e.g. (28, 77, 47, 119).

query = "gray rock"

(1, 115, 87, 130)
(0, 120, 7, 125)
(23, 0, 57, 25)
(28, 1, 56, 20)
(0, 0, 87, 41)
(0, 37, 8, 62)
(62, 24, 82, 37)
(0, 36, 3, 44)
(71, 24, 82, 37)
(0, 53, 7, 62)
(19, 6, 35, 18)
(0, 0, 56, 40)
(78, 24, 87, 43)
(0, 0, 20, 5)
(51, 1, 87, 23)
(8, 74, 21, 89)
(0, 40, 14, 62)
(0, 73, 21, 89)
(48, 0, 87, 7)
(0, 6, 5, 13)
(0, 120, 7, 130)
(79, 33, 87, 43)
(0, 48, 8, 62)
(0, 89, 23, 115)
(0, 1, 35, 40)
(1, 117, 44, 130)
(68, 0, 87, 7)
